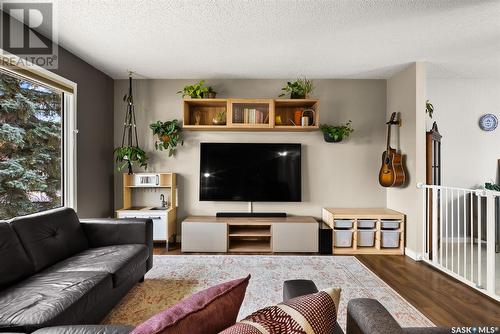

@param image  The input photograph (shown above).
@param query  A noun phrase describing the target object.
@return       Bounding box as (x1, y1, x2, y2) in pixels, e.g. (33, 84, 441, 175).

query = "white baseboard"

(404, 247, 423, 261)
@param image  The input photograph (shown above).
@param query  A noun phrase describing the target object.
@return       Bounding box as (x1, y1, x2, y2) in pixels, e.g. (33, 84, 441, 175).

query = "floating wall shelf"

(183, 98, 319, 131)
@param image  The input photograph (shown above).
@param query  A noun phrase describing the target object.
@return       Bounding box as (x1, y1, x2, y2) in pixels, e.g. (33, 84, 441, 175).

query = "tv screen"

(200, 143, 301, 202)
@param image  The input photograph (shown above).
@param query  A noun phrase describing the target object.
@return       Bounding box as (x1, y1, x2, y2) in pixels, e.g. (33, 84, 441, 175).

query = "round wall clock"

(479, 114, 498, 131)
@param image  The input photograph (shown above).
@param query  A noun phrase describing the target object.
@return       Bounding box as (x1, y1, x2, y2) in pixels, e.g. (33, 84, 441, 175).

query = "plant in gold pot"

(212, 111, 226, 125)
(202, 86, 217, 99)
(149, 119, 183, 157)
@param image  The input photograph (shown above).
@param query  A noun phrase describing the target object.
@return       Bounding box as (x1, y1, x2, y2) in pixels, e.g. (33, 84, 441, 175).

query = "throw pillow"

(130, 275, 250, 334)
(219, 287, 341, 334)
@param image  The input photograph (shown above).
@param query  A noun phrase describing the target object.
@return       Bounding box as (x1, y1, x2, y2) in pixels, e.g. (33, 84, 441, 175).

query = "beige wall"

(114, 79, 387, 228)
(386, 63, 427, 256)
(427, 78, 500, 188)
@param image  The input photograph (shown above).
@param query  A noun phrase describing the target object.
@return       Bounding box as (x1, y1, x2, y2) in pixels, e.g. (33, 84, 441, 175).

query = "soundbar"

(216, 212, 287, 218)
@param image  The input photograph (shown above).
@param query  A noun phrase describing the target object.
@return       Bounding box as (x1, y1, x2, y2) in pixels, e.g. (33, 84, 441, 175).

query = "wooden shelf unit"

(183, 98, 319, 131)
(322, 208, 405, 255)
(227, 223, 272, 252)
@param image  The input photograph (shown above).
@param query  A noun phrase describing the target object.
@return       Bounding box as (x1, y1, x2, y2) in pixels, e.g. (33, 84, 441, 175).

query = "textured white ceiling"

(50, 0, 500, 79)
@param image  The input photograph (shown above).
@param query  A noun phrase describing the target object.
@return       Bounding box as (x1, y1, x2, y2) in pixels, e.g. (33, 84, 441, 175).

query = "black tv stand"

(216, 212, 287, 218)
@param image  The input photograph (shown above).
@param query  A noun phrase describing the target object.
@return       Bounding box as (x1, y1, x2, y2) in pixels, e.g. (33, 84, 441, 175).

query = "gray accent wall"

(51, 47, 114, 218)
(1, 10, 115, 218)
(114, 79, 387, 231)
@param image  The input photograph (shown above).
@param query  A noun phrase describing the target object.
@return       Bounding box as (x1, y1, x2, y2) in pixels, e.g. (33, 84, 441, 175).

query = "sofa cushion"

(131, 275, 250, 334)
(48, 245, 149, 287)
(11, 207, 89, 272)
(32, 325, 134, 334)
(0, 222, 34, 289)
(220, 287, 341, 334)
(0, 271, 111, 333)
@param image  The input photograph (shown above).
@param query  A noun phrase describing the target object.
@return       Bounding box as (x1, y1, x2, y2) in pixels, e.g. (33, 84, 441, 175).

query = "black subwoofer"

(319, 222, 333, 254)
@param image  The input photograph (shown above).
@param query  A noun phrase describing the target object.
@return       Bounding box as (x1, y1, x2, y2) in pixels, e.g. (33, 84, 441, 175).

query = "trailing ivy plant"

(177, 80, 209, 98)
(114, 146, 148, 174)
(426, 100, 434, 118)
(485, 182, 500, 191)
(320, 121, 354, 143)
(279, 77, 314, 99)
(149, 119, 183, 157)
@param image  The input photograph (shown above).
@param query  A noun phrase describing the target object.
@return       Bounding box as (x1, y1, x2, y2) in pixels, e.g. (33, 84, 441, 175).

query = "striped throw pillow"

(219, 288, 340, 334)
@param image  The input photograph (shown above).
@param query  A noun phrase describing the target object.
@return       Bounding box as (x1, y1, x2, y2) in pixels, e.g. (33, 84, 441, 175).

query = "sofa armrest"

(80, 218, 153, 271)
(347, 298, 403, 334)
(283, 279, 319, 301)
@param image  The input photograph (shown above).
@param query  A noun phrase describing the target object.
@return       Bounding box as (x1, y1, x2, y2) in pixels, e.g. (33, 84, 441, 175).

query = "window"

(0, 68, 76, 219)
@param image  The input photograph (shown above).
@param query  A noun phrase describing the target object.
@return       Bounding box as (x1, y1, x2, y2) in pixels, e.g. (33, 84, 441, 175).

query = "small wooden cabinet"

(181, 216, 318, 253)
(117, 173, 177, 245)
(183, 98, 319, 131)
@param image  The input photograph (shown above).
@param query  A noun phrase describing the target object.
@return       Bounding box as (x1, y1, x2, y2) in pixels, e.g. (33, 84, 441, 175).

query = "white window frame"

(63, 92, 77, 210)
(0, 53, 78, 212)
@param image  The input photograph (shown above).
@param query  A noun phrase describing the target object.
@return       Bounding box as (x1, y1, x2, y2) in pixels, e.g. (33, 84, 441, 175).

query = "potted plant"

(177, 80, 209, 98)
(114, 145, 148, 174)
(320, 121, 354, 143)
(202, 86, 217, 99)
(426, 100, 434, 118)
(149, 119, 183, 157)
(279, 77, 314, 99)
(212, 111, 226, 125)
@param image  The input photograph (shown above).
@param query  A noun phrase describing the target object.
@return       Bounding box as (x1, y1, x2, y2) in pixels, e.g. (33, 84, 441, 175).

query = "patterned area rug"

(102, 255, 433, 331)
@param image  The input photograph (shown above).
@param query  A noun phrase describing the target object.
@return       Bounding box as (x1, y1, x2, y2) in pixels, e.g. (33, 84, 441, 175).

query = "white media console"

(181, 216, 319, 253)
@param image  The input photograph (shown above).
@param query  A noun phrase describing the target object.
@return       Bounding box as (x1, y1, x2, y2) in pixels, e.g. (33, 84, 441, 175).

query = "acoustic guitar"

(379, 112, 406, 187)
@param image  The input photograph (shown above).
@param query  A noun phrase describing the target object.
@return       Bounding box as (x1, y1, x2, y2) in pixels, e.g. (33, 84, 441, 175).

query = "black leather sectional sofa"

(0, 207, 153, 333)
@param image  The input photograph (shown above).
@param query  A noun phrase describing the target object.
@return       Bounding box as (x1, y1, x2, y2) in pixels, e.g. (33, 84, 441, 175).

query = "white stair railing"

(417, 183, 499, 301)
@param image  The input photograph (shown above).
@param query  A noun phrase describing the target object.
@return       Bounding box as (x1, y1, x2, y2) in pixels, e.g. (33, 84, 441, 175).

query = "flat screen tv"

(200, 143, 301, 202)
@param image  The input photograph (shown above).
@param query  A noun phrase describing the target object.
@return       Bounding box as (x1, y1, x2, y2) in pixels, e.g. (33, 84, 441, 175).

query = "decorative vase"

(195, 111, 201, 125)
(323, 132, 343, 143)
(294, 110, 302, 125)
(203, 92, 217, 99)
(212, 118, 226, 125)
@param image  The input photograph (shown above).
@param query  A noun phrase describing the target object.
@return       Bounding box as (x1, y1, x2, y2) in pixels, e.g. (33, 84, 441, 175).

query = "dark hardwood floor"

(356, 255, 500, 327)
(153, 244, 500, 327)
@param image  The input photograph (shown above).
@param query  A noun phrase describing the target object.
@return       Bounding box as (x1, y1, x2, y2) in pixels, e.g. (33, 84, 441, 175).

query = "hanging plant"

(114, 146, 148, 173)
(115, 72, 148, 174)
(426, 100, 434, 118)
(320, 121, 354, 143)
(149, 119, 183, 157)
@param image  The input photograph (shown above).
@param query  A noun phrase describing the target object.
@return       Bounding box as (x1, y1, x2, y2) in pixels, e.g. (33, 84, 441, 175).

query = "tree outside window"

(0, 71, 63, 219)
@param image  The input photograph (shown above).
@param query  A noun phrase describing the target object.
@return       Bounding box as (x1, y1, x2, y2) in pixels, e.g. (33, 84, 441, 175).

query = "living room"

(0, 1, 499, 334)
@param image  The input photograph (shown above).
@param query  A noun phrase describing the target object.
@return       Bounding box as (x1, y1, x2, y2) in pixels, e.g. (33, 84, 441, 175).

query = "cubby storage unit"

(183, 98, 319, 131)
(322, 208, 405, 255)
(274, 99, 319, 130)
(183, 98, 228, 130)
